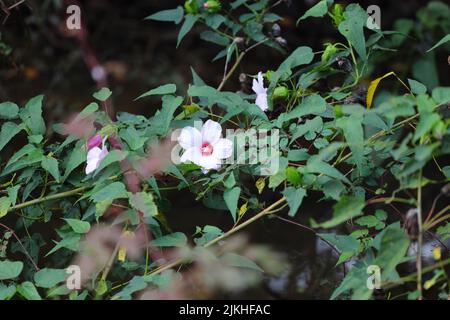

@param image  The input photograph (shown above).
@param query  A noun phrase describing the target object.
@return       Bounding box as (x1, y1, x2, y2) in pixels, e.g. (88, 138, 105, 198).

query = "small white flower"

(178, 120, 233, 173)
(85, 136, 109, 175)
(252, 71, 269, 112)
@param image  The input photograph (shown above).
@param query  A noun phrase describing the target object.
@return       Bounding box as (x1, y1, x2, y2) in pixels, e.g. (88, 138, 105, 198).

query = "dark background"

(1, 0, 449, 299)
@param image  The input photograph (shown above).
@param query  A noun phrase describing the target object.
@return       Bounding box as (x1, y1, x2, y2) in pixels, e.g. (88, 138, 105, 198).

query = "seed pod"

(275, 36, 288, 48)
(442, 183, 450, 197)
(343, 96, 359, 105)
(335, 56, 353, 73)
(234, 37, 246, 51)
(404, 209, 419, 241)
(271, 23, 281, 37)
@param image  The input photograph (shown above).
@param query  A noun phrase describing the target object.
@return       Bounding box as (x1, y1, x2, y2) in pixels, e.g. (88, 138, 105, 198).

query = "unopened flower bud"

(442, 183, 450, 196)
(239, 73, 247, 83)
(273, 86, 289, 100)
(275, 36, 288, 47)
(331, 4, 345, 27)
(335, 56, 353, 73)
(333, 105, 343, 118)
(404, 209, 419, 241)
(203, 0, 221, 13)
(87, 134, 102, 150)
(271, 23, 281, 37)
(184, 0, 199, 14)
(322, 43, 338, 62)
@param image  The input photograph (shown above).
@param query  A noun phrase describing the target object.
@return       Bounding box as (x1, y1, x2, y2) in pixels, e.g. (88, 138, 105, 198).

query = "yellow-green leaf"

(366, 71, 396, 109)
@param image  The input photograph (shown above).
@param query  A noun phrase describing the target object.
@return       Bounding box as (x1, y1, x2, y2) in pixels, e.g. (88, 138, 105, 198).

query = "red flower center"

(201, 142, 214, 156)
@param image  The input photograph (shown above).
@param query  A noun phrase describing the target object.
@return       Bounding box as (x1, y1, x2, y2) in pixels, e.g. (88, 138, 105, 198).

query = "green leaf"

(427, 34, 450, 52)
(0, 196, 11, 218)
(62, 141, 87, 181)
(290, 116, 323, 143)
(129, 192, 158, 218)
(17, 282, 42, 300)
(46, 235, 81, 257)
(151, 232, 187, 247)
(336, 114, 364, 174)
(114, 276, 147, 299)
(282, 187, 306, 217)
(432, 87, 450, 104)
(120, 127, 147, 151)
(223, 172, 236, 189)
(407, 79, 427, 95)
(135, 84, 177, 100)
(285, 167, 301, 185)
(269, 46, 314, 89)
(374, 224, 410, 275)
(93, 87, 112, 101)
(177, 14, 199, 47)
(223, 186, 241, 222)
(318, 195, 365, 228)
(91, 182, 128, 203)
(338, 4, 368, 60)
(307, 156, 350, 184)
(194, 225, 223, 246)
(0, 284, 16, 300)
(145, 6, 184, 24)
(94, 149, 128, 175)
(34, 268, 67, 288)
(200, 31, 229, 46)
(0, 101, 19, 120)
(319, 233, 361, 265)
(222, 253, 264, 272)
(0, 122, 23, 152)
(64, 218, 91, 234)
(443, 166, 450, 179)
(297, 0, 330, 24)
(41, 157, 61, 183)
(0, 260, 23, 280)
(20, 95, 46, 135)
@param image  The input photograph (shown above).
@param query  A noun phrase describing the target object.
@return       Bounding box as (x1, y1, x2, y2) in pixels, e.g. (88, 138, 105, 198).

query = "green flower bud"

(273, 86, 290, 100)
(321, 43, 338, 62)
(331, 4, 345, 27)
(333, 104, 344, 118)
(265, 70, 274, 81)
(285, 167, 302, 186)
(184, 0, 199, 14)
(203, 0, 221, 13)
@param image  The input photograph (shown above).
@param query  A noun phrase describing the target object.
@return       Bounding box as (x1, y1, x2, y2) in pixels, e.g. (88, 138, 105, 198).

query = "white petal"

(178, 126, 202, 150)
(86, 147, 102, 161)
(99, 147, 109, 161)
(180, 147, 202, 164)
(197, 154, 221, 171)
(252, 72, 266, 94)
(255, 93, 269, 112)
(86, 157, 100, 174)
(212, 138, 233, 159)
(257, 71, 264, 86)
(201, 120, 222, 145)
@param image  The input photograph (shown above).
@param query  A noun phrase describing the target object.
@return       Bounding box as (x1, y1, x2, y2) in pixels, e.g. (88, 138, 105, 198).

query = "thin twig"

(0, 222, 39, 271)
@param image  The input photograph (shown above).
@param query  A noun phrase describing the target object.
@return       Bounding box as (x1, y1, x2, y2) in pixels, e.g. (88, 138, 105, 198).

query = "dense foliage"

(0, 0, 449, 300)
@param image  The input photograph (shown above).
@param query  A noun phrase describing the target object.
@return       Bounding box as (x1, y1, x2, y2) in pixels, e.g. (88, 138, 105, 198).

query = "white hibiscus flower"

(178, 120, 233, 173)
(252, 71, 269, 112)
(85, 135, 109, 175)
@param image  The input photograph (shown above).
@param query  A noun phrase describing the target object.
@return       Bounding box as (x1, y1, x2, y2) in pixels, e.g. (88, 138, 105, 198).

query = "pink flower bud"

(87, 134, 102, 150)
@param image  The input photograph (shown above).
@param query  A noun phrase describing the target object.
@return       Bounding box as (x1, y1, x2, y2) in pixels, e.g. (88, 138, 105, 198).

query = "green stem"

(7, 187, 86, 213)
(217, 52, 245, 91)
